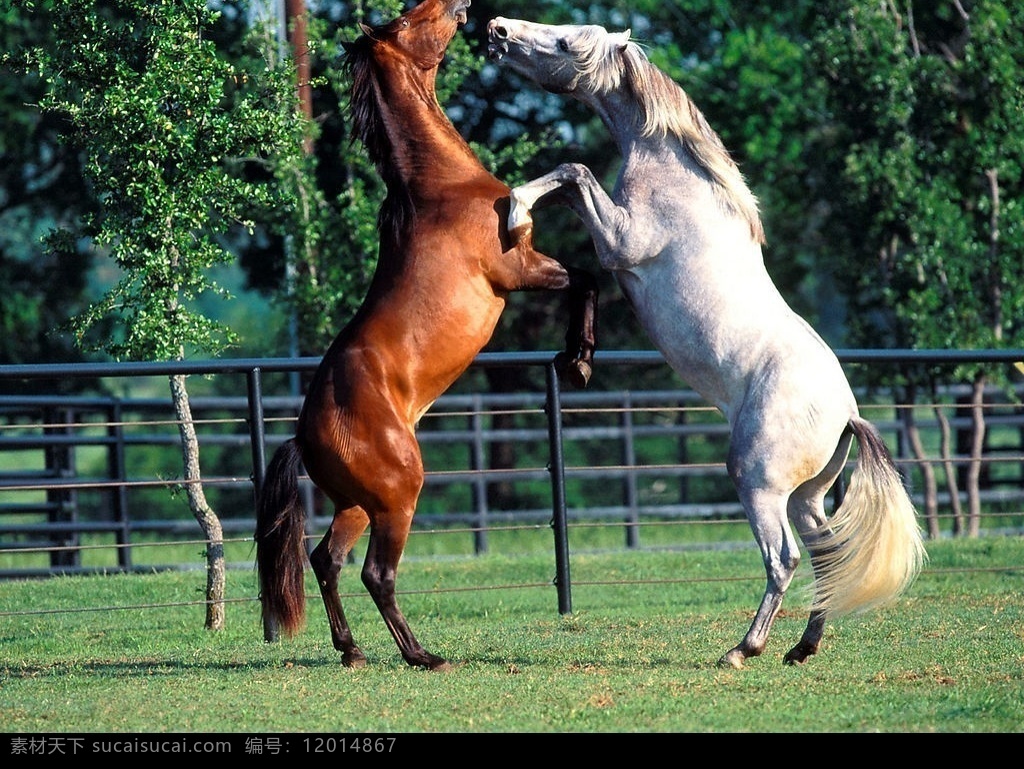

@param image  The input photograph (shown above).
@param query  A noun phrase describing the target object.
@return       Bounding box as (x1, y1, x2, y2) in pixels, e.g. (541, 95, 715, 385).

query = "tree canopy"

(2, 0, 1021, 376)
(811, 0, 1023, 379)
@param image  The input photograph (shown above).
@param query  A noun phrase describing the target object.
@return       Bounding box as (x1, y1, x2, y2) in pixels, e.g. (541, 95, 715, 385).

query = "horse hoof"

(508, 221, 533, 243)
(783, 643, 817, 666)
(554, 353, 592, 389)
(717, 650, 745, 669)
(569, 360, 592, 389)
(508, 194, 534, 241)
(342, 652, 368, 668)
(418, 655, 454, 672)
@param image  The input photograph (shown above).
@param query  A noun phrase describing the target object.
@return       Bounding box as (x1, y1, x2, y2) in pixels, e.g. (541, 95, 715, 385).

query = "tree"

(25, 0, 307, 626)
(810, 0, 1024, 536)
(1, 1, 94, 371)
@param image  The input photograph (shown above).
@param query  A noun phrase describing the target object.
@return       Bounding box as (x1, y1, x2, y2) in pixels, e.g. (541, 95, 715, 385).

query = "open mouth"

(486, 42, 505, 61)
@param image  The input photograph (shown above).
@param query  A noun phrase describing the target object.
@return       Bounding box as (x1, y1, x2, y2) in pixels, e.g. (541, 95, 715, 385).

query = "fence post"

(545, 363, 572, 615)
(621, 392, 640, 548)
(107, 399, 131, 569)
(470, 393, 488, 555)
(44, 405, 77, 569)
(246, 367, 267, 500)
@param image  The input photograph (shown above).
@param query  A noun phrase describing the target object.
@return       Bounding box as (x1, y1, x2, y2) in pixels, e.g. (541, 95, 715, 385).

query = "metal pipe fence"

(2, 350, 1023, 608)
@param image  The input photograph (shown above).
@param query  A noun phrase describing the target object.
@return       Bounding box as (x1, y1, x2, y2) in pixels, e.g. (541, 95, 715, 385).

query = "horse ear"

(615, 29, 632, 49)
(359, 22, 379, 41)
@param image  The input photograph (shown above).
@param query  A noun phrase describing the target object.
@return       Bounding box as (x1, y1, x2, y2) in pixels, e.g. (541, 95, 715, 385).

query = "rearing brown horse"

(255, 0, 598, 671)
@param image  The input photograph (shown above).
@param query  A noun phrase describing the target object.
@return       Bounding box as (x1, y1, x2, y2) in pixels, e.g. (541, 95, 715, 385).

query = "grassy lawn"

(1, 536, 1021, 733)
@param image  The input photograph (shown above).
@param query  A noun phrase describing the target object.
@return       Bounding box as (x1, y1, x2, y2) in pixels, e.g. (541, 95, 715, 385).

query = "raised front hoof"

(508, 194, 534, 243)
(508, 221, 533, 244)
(554, 353, 592, 389)
(783, 642, 818, 666)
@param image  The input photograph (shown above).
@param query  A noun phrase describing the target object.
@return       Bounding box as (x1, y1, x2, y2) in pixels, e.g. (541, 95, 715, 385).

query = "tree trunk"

(169, 373, 226, 630)
(933, 403, 965, 536)
(901, 385, 938, 539)
(967, 373, 987, 538)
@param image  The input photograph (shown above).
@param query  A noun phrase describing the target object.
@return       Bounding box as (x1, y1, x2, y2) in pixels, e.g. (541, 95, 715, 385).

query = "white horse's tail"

(811, 417, 927, 617)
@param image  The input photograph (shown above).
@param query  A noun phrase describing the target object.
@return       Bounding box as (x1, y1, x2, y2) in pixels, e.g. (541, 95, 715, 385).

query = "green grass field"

(1, 536, 1022, 733)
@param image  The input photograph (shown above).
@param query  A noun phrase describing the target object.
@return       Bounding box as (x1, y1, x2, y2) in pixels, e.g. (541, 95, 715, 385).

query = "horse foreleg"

(362, 513, 451, 671)
(555, 266, 599, 389)
(309, 505, 370, 668)
(498, 242, 599, 389)
(508, 172, 566, 241)
(512, 163, 637, 271)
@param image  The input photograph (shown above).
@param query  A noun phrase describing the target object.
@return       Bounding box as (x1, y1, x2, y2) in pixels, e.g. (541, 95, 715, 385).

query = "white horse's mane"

(574, 27, 765, 243)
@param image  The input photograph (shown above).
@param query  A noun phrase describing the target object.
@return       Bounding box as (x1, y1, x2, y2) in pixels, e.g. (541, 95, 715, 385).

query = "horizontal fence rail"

(2, 350, 1024, 617)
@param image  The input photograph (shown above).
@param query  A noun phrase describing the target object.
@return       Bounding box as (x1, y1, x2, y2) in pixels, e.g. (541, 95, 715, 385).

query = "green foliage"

(0, 1, 94, 366)
(27, 0, 300, 361)
(810, 1, 1024, 384)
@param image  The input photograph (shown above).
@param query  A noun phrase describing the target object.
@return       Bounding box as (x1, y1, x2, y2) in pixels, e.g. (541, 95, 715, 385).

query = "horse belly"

(615, 270, 741, 409)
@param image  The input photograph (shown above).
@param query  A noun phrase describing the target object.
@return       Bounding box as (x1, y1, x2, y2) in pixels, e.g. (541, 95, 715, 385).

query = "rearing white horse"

(487, 18, 926, 669)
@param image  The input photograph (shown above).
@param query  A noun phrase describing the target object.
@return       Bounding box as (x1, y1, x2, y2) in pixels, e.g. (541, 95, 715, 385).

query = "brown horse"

(254, 0, 598, 671)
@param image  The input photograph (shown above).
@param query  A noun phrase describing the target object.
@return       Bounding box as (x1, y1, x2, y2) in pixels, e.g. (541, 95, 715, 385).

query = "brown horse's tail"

(255, 438, 308, 640)
(811, 417, 927, 617)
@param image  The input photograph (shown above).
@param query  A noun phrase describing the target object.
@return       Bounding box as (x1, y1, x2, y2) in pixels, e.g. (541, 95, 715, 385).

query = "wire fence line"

(2, 350, 1024, 618)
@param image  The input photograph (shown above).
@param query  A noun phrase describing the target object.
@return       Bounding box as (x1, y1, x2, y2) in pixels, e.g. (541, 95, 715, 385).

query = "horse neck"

(373, 62, 485, 189)
(580, 88, 642, 158)
(585, 86, 765, 244)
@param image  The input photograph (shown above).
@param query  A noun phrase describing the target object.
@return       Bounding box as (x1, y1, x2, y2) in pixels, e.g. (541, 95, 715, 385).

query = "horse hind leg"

(782, 432, 852, 665)
(781, 487, 831, 665)
(361, 509, 451, 671)
(309, 504, 370, 667)
(719, 487, 801, 669)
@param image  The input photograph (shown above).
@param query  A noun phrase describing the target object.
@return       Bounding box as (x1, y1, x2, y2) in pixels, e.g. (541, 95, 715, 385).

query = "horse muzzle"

(486, 18, 510, 61)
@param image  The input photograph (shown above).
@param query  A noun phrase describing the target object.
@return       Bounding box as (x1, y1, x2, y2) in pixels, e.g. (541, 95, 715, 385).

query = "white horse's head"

(488, 17, 763, 243)
(487, 18, 633, 96)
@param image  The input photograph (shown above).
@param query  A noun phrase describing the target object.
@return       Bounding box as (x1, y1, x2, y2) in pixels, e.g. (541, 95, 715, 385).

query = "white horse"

(487, 18, 926, 669)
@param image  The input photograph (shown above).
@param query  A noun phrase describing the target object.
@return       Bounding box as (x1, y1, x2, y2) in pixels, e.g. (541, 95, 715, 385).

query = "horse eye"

(557, 39, 570, 52)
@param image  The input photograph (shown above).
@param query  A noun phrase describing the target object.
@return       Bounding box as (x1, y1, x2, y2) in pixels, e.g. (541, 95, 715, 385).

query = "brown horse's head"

(342, 0, 473, 249)
(357, 0, 470, 69)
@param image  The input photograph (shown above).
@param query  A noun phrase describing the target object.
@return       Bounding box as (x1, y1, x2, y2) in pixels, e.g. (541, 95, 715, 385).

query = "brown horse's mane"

(342, 34, 413, 250)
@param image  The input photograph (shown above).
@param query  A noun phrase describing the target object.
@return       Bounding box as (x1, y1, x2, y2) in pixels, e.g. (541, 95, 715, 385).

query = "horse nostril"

(488, 21, 509, 40)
